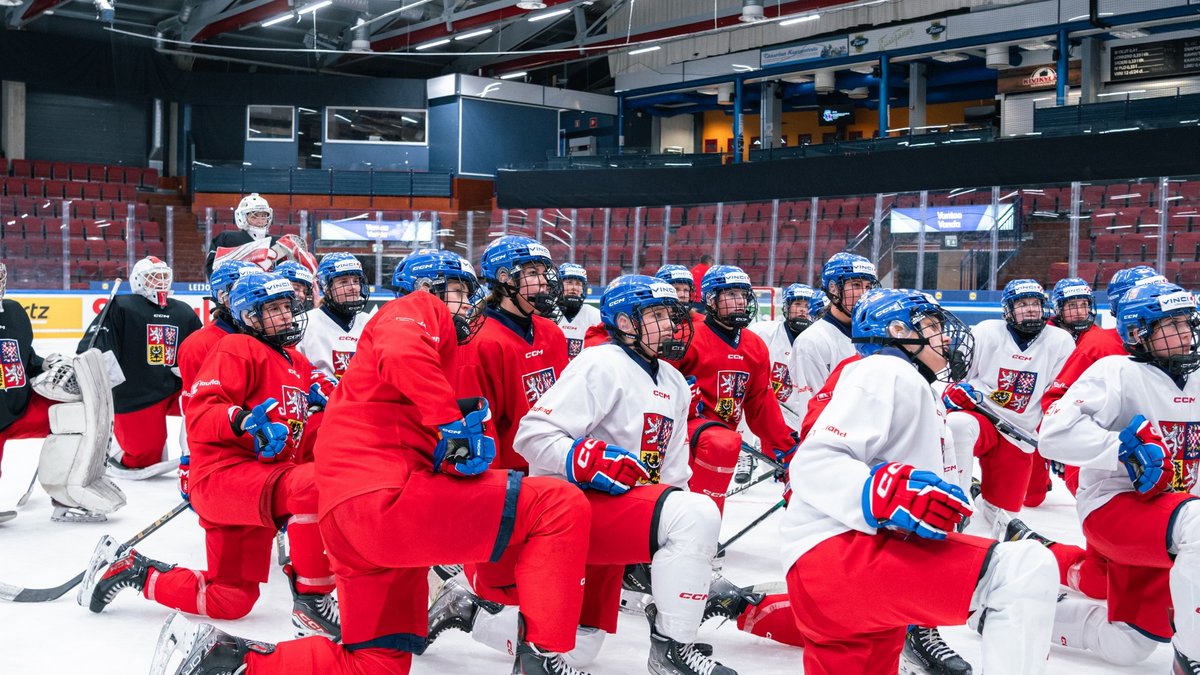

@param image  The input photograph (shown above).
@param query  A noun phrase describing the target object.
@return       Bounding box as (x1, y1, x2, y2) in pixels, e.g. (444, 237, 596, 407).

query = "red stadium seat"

(31, 161, 52, 179)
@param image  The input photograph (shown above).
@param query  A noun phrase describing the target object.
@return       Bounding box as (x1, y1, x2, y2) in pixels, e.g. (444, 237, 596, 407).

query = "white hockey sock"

(470, 597, 605, 667)
(946, 410, 980, 494)
(971, 539, 1058, 675)
(1052, 598, 1158, 665)
(649, 491, 721, 644)
(1170, 502, 1200, 660)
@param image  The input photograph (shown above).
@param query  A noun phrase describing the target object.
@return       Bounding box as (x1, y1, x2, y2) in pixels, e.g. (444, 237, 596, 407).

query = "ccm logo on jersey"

(727, 354, 744, 360)
(525, 349, 544, 358)
(1176, 397, 1197, 403)
(1011, 354, 1033, 361)
(337, 336, 357, 342)
(652, 390, 671, 399)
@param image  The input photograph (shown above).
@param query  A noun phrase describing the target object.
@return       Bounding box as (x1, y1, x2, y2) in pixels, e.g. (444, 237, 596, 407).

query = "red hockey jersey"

(456, 308, 569, 471)
(1039, 326, 1125, 415)
(670, 318, 794, 452)
(314, 293, 463, 517)
(178, 317, 237, 398)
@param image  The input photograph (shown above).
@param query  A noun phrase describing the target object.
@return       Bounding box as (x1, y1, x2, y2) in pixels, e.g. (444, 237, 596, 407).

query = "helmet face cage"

(502, 259, 562, 317)
(911, 308, 976, 383)
(248, 295, 308, 348)
(1055, 295, 1096, 334)
(431, 275, 486, 345)
(826, 275, 880, 315)
(234, 194, 273, 240)
(132, 258, 173, 308)
(613, 299, 694, 361)
(1002, 293, 1050, 337)
(1122, 288, 1200, 377)
(322, 271, 369, 315)
(706, 287, 757, 328)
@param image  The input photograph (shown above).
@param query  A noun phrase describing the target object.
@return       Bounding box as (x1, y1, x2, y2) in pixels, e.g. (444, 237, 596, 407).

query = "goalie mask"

(229, 272, 307, 348)
(852, 288, 975, 383)
(234, 193, 273, 241)
(601, 275, 693, 362)
(130, 257, 173, 308)
(393, 249, 486, 345)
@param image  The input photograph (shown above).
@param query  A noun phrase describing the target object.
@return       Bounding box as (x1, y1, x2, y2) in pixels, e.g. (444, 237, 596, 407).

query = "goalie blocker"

(35, 349, 126, 521)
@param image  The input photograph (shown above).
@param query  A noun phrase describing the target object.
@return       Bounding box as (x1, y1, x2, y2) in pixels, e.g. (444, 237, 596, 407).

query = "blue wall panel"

(460, 98, 557, 177)
(428, 99, 460, 174)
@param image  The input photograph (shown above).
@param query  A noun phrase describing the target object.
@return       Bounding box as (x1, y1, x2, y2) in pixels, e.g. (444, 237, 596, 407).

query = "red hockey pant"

(0, 392, 52, 480)
(1048, 541, 1109, 600)
(962, 410, 1033, 513)
(242, 471, 590, 675)
(145, 463, 332, 619)
(687, 419, 741, 513)
(114, 391, 180, 469)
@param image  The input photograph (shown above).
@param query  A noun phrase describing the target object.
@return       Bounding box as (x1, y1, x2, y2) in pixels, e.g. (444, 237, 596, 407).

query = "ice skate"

(1175, 646, 1200, 675)
(50, 499, 107, 523)
(284, 564, 340, 641)
(511, 614, 591, 675)
(149, 611, 275, 675)
(84, 541, 174, 613)
(1003, 518, 1055, 547)
(900, 626, 972, 675)
(702, 574, 764, 625)
(733, 451, 756, 485)
(647, 603, 737, 675)
(428, 574, 501, 644)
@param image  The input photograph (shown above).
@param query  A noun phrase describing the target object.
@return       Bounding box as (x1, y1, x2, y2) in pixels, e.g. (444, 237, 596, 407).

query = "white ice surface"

(0, 338, 1175, 674)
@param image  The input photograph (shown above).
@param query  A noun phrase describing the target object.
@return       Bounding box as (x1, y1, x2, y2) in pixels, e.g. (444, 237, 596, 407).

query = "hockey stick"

(726, 467, 778, 498)
(11, 279, 123, 512)
(717, 498, 786, 555)
(0, 499, 189, 603)
(969, 396, 1038, 449)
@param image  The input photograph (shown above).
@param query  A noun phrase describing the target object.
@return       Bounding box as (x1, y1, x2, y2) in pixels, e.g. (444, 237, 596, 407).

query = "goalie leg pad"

(37, 349, 125, 514)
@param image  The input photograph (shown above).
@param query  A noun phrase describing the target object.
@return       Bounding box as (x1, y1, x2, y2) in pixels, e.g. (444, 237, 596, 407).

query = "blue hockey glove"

(772, 432, 801, 481)
(307, 370, 337, 409)
(1118, 415, 1173, 496)
(566, 438, 650, 496)
(242, 398, 290, 463)
(433, 399, 495, 477)
(862, 462, 972, 540)
(686, 376, 704, 417)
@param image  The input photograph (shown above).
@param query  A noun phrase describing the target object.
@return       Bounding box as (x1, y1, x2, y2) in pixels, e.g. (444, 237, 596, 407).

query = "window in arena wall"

(246, 105, 296, 142)
(325, 108, 427, 145)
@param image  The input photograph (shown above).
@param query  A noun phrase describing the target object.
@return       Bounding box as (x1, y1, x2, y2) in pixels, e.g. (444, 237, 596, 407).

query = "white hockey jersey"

(748, 319, 803, 429)
(779, 352, 957, 572)
(514, 342, 692, 488)
(958, 320, 1074, 435)
(1040, 355, 1200, 522)
(557, 303, 602, 360)
(297, 306, 370, 379)
(788, 314, 856, 417)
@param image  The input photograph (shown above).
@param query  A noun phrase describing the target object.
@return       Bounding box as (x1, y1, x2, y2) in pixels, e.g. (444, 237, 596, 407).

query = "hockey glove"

(772, 432, 801, 482)
(942, 383, 980, 412)
(1048, 460, 1067, 480)
(307, 370, 337, 410)
(566, 438, 650, 496)
(862, 462, 973, 540)
(178, 454, 190, 501)
(686, 376, 704, 417)
(1118, 415, 1173, 496)
(433, 399, 495, 477)
(240, 399, 290, 463)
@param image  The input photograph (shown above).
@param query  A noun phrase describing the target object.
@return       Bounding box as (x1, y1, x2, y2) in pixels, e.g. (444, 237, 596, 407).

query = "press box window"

(325, 108, 426, 144)
(246, 105, 295, 141)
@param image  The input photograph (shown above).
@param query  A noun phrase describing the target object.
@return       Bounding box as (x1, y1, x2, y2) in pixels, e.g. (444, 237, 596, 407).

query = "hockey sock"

(736, 594, 806, 647)
(649, 491, 721, 644)
(1171, 503, 1200, 660)
(1052, 598, 1157, 665)
(285, 515, 335, 595)
(971, 540, 1057, 674)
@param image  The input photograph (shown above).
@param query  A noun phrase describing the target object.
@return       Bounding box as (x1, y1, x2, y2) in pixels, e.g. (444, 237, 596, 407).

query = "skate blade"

(107, 459, 177, 481)
(0, 510, 15, 524)
(52, 506, 108, 523)
(149, 612, 201, 675)
(619, 590, 651, 616)
(77, 534, 118, 607)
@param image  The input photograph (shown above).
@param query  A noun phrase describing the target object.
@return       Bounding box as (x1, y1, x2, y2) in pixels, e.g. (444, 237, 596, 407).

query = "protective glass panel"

(325, 108, 427, 144)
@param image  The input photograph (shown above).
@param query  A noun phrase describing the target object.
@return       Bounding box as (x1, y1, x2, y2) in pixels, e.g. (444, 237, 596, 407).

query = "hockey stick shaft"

(971, 398, 1038, 449)
(718, 499, 786, 554)
(0, 499, 189, 602)
(741, 442, 785, 472)
(725, 467, 778, 498)
(85, 278, 123, 352)
(14, 472, 38, 508)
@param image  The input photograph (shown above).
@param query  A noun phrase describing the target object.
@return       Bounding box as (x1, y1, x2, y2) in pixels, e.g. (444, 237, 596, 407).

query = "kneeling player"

(782, 288, 1057, 674)
(1040, 280, 1200, 670)
(82, 272, 338, 641)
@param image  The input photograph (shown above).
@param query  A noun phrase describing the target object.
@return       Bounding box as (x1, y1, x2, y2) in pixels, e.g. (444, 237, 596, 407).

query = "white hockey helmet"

(130, 256, 173, 307)
(234, 193, 273, 240)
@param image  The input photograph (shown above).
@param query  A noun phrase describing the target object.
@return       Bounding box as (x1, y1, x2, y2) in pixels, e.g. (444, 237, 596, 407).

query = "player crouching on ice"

(429, 274, 738, 675)
(781, 288, 1058, 675)
(81, 271, 340, 642)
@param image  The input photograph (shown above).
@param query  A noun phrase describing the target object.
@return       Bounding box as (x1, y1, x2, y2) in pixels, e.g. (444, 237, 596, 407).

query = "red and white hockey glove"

(942, 383, 980, 412)
(307, 370, 337, 410)
(686, 376, 704, 417)
(1118, 415, 1173, 496)
(862, 462, 972, 540)
(566, 438, 650, 496)
(178, 454, 190, 501)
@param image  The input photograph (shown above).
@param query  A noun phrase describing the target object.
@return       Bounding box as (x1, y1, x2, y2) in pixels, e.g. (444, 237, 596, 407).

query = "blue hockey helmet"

(1107, 265, 1168, 317)
(852, 287, 974, 382)
(209, 260, 260, 307)
(558, 263, 587, 283)
(601, 274, 693, 361)
(393, 249, 485, 344)
(229, 272, 307, 347)
(1050, 277, 1095, 336)
(480, 235, 560, 317)
(316, 252, 369, 315)
(274, 261, 316, 312)
(821, 252, 879, 313)
(700, 265, 756, 328)
(656, 264, 694, 288)
(557, 263, 589, 314)
(1117, 280, 1200, 376)
(1001, 279, 1051, 337)
(783, 283, 827, 333)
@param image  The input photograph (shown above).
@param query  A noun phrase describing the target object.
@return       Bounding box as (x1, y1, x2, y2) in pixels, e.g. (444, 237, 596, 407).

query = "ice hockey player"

(205, 193, 275, 277)
(455, 235, 568, 471)
(298, 252, 371, 377)
(1039, 280, 1200, 672)
(789, 252, 879, 414)
(748, 283, 827, 431)
(430, 275, 737, 675)
(0, 262, 125, 523)
(83, 271, 339, 642)
(78, 256, 202, 477)
(555, 262, 601, 360)
(275, 261, 316, 312)
(942, 279, 1073, 534)
(782, 287, 1058, 674)
(146, 248, 593, 675)
(669, 264, 797, 512)
(656, 264, 698, 312)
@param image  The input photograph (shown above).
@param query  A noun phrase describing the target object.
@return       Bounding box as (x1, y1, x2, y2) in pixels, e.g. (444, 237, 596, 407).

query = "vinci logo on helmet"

(1160, 291, 1197, 312)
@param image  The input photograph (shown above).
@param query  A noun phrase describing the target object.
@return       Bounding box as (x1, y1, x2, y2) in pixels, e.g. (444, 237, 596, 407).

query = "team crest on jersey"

(280, 385, 308, 448)
(331, 350, 354, 378)
(715, 370, 750, 424)
(567, 338, 584, 360)
(989, 368, 1038, 413)
(522, 367, 557, 404)
(0, 339, 26, 389)
(146, 324, 180, 367)
(1160, 421, 1200, 491)
(639, 413, 674, 484)
(769, 361, 793, 403)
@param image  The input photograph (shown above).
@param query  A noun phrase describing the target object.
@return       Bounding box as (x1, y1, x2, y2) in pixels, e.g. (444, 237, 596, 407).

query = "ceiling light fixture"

(528, 7, 570, 22)
(261, 13, 294, 27)
(455, 28, 494, 40)
(628, 45, 661, 56)
(499, 71, 528, 80)
(516, 1, 548, 9)
(779, 14, 819, 26)
(416, 37, 451, 50)
(297, 1, 332, 16)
